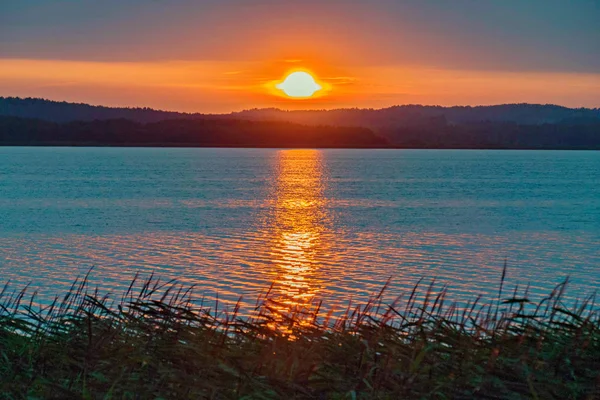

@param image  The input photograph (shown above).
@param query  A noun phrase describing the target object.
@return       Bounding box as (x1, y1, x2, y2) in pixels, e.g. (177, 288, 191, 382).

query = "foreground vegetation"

(0, 270, 598, 399)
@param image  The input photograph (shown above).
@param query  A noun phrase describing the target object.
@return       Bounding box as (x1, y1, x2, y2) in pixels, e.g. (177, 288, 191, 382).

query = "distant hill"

(0, 116, 388, 148)
(1, 97, 599, 128)
(0, 97, 202, 124)
(1, 97, 599, 149)
(232, 104, 600, 129)
(1, 115, 599, 149)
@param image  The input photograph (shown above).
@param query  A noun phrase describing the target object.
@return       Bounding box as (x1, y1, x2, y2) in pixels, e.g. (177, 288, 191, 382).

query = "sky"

(1, 0, 599, 113)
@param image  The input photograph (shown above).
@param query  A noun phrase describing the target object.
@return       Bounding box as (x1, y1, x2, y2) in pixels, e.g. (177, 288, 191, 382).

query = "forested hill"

(0, 117, 388, 148)
(0, 97, 199, 124)
(1, 97, 599, 149)
(1, 97, 599, 127)
(233, 105, 600, 129)
(1, 116, 599, 149)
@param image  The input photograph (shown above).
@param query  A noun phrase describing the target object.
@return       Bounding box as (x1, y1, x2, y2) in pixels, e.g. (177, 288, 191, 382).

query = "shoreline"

(2, 143, 600, 150)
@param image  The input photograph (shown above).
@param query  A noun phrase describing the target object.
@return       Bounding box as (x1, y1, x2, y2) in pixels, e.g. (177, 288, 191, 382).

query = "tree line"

(1, 116, 599, 149)
(0, 117, 388, 148)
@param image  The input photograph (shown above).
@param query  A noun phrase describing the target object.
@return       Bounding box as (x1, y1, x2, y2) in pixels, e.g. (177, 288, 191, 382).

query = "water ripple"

(1, 148, 599, 316)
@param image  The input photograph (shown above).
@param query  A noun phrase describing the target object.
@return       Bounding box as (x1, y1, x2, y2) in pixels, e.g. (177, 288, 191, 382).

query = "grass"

(0, 268, 598, 399)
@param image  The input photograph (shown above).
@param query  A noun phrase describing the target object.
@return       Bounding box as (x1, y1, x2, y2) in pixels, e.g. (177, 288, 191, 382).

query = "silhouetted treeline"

(0, 117, 388, 148)
(1, 116, 598, 149)
(2, 97, 599, 127)
(382, 121, 600, 149)
(0, 97, 201, 124)
(234, 104, 600, 129)
(2, 97, 599, 149)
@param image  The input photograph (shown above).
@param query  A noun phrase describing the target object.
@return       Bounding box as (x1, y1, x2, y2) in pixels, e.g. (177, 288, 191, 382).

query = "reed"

(0, 268, 598, 399)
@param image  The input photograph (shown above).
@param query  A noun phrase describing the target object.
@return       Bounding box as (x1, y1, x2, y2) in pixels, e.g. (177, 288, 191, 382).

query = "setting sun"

(276, 71, 322, 98)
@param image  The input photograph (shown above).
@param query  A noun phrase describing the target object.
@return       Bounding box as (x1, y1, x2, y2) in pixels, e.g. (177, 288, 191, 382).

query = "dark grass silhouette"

(0, 267, 598, 399)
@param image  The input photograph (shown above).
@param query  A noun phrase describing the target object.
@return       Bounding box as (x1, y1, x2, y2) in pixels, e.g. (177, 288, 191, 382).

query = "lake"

(1, 147, 599, 315)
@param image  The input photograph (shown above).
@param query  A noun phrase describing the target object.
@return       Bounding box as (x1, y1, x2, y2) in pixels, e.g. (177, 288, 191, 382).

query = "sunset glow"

(2, 58, 599, 113)
(1, 2, 599, 111)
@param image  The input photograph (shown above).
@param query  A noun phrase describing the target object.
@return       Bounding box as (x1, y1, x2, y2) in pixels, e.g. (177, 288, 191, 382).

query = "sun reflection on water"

(2, 150, 599, 329)
(263, 149, 330, 333)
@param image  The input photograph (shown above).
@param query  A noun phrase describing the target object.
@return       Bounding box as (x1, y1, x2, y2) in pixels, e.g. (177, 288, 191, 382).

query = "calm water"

(1, 147, 599, 315)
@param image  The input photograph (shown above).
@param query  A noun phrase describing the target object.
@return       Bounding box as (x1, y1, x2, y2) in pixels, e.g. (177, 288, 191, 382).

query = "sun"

(275, 71, 322, 98)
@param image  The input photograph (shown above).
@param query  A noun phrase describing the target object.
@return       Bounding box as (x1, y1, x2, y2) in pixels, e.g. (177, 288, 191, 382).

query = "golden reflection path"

(262, 150, 331, 334)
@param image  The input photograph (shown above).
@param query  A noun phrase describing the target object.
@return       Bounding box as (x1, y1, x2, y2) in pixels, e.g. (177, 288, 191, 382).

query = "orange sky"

(2, 58, 599, 113)
(1, 1, 599, 112)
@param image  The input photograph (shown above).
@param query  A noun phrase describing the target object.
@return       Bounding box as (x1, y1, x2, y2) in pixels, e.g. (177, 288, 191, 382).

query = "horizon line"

(2, 95, 599, 116)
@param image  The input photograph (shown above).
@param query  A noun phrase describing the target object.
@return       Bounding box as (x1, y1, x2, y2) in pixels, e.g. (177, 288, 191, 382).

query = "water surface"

(1, 148, 598, 314)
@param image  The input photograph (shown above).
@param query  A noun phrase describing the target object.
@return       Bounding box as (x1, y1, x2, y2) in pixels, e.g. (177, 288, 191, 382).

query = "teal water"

(1, 147, 598, 313)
